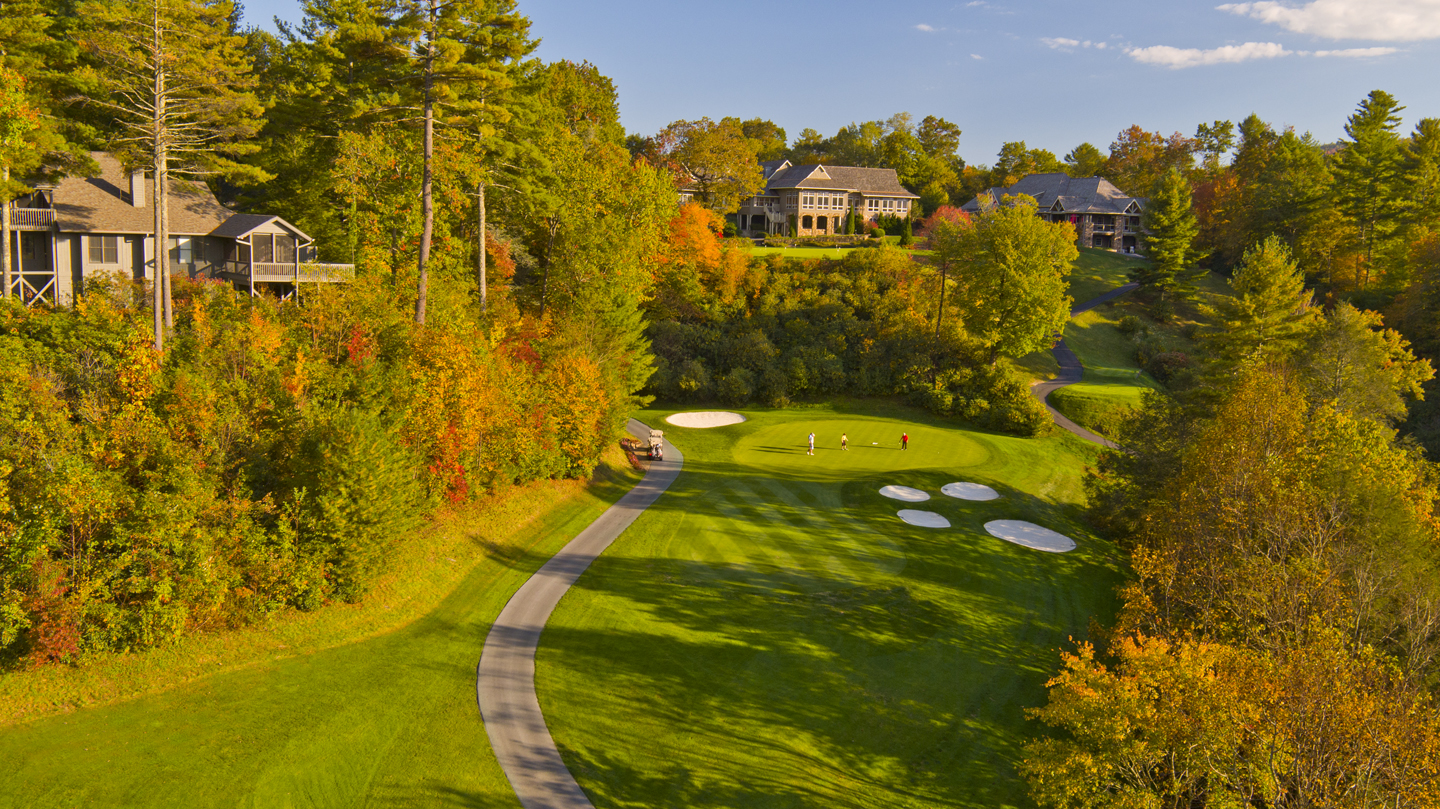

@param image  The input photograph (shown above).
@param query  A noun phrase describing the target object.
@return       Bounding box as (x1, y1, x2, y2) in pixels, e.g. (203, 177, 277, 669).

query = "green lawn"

(1067, 247, 1143, 303)
(0, 457, 646, 808)
(536, 401, 1124, 808)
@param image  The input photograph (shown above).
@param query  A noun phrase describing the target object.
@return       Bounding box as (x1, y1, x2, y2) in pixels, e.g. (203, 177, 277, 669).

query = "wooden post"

(1, 167, 10, 301)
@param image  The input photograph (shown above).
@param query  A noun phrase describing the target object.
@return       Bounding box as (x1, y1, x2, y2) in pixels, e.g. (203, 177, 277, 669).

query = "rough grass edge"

(0, 443, 644, 727)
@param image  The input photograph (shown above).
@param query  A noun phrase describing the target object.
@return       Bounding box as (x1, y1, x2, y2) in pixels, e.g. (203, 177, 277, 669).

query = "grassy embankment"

(749, 235, 934, 259)
(536, 402, 1124, 808)
(0, 446, 644, 807)
(1049, 260, 1228, 440)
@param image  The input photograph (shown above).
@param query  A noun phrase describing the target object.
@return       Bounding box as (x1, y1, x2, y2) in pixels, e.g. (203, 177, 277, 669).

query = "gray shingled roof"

(765, 163, 919, 198)
(52, 152, 234, 235)
(962, 172, 1141, 214)
(209, 213, 312, 242)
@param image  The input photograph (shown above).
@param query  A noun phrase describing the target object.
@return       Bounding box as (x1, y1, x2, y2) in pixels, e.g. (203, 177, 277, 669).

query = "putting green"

(536, 402, 1123, 808)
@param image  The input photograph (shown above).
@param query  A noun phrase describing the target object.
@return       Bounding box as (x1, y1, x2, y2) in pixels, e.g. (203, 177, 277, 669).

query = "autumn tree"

(943, 195, 1075, 364)
(988, 141, 1062, 187)
(1297, 302, 1432, 423)
(739, 117, 787, 162)
(80, 0, 266, 350)
(1105, 125, 1196, 197)
(0, 67, 38, 301)
(651, 117, 763, 215)
(1061, 142, 1105, 178)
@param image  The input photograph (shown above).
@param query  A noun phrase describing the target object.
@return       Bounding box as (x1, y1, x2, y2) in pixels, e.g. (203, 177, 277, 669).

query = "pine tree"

(1, 0, 94, 301)
(80, 0, 266, 350)
(1203, 235, 1315, 363)
(1332, 90, 1407, 288)
(1135, 167, 1206, 304)
(399, 0, 532, 324)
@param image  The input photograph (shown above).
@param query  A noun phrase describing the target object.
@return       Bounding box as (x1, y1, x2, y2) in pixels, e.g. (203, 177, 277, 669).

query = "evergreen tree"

(1062, 142, 1106, 178)
(1135, 167, 1205, 304)
(1, 0, 94, 300)
(1203, 235, 1315, 363)
(1332, 90, 1407, 287)
(899, 215, 913, 246)
(1405, 118, 1440, 234)
(80, 0, 266, 349)
(399, 0, 532, 324)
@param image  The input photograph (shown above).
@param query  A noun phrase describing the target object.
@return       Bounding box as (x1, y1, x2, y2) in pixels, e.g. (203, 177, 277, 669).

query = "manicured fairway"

(536, 402, 1123, 808)
(0, 464, 647, 808)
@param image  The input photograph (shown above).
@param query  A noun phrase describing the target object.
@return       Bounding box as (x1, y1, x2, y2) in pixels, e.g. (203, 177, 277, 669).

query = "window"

(883, 199, 894, 210)
(253, 234, 274, 263)
(900, 200, 910, 212)
(170, 236, 194, 265)
(89, 235, 119, 264)
(802, 215, 813, 229)
(867, 198, 878, 211)
(276, 235, 297, 263)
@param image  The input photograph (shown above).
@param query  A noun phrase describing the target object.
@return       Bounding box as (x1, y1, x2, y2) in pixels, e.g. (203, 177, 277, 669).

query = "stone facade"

(735, 161, 919, 237)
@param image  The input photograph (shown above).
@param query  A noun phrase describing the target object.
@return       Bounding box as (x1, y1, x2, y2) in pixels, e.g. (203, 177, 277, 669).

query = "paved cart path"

(477, 419, 682, 809)
(1031, 283, 1138, 450)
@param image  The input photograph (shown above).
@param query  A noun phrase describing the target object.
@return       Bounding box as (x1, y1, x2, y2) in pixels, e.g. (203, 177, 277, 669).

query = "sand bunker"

(942, 482, 1000, 501)
(879, 485, 930, 502)
(664, 411, 747, 428)
(899, 510, 951, 528)
(984, 520, 1076, 553)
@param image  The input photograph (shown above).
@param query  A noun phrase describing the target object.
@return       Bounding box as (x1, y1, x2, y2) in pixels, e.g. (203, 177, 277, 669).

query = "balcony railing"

(251, 262, 355, 283)
(9, 208, 55, 231)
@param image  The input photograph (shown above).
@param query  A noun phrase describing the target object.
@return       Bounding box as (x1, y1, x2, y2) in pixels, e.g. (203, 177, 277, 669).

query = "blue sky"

(242, 0, 1440, 167)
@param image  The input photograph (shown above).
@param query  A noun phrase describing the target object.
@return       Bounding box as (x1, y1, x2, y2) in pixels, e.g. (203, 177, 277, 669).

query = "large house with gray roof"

(962, 173, 1146, 253)
(4, 152, 352, 307)
(725, 159, 920, 237)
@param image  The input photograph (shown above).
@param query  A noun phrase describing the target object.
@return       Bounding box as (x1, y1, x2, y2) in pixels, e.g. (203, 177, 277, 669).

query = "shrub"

(870, 226, 886, 238)
(717, 367, 755, 405)
(1145, 351, 1190, 382)
(920, 387, 953, 415)
(1117, 314, 1144, 336)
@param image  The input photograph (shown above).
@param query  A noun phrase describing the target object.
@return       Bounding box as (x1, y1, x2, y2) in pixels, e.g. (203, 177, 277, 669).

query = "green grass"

(0, 450, 646, 808)
(1068, 247, 1143, 303)
(535, 401, 1124, 808)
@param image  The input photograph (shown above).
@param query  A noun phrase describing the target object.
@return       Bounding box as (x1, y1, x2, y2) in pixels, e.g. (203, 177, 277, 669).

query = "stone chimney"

(130, 170, 145, 208)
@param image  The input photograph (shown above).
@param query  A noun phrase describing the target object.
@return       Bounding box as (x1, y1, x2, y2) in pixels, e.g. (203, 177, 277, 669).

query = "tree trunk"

(477, 180, 487, 311)
(538, 217, 556, 319)
(931, 263, 948, 385)
(161, 168, 171, 330)
(150, 0, 164, 352)
(414, 0, 436, 326)
(1, 166, 11, 301)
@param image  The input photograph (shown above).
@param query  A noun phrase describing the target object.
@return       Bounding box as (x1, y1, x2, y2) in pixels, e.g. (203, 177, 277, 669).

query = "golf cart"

(648, 429, 664, 460)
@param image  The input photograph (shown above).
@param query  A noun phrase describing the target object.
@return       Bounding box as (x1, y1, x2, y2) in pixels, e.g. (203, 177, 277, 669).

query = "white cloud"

(1041, 37, 1081, 48)
(916, 23, 936, 31)
(1124, 40, 1401, 68)
(1311, 46, 1401, 56)
(1125, 41, 1290, 67)
(970, 53, 984, 59)
(1218, 0, 1440, 42)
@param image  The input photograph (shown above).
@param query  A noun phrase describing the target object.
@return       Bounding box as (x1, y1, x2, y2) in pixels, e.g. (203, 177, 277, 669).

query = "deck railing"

(9, 209, 55, 230)
(250, 262, 356, 283)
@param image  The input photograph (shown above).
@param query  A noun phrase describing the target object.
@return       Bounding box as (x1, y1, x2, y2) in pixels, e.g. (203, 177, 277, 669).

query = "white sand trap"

(664, 411, 747, 428)
(942, 482, 1000, 501)
(879, 485, 930, 502)
(984, 520, 1076, 553)
(899, 510, 951, 528)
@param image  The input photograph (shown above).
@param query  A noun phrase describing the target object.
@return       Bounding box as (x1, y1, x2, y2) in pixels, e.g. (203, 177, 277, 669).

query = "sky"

(240, 0, 1440, 167)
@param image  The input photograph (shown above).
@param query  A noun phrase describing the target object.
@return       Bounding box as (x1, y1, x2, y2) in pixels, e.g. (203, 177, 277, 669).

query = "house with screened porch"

(735, 159, 920, 237)
(3, 152, 353, 307)
(962, 172, 1147, 254)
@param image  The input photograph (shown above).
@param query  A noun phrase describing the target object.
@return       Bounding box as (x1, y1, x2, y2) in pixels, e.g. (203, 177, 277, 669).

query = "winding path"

(477, 419, 682, 809)
(1031, 283, 1138, 449)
